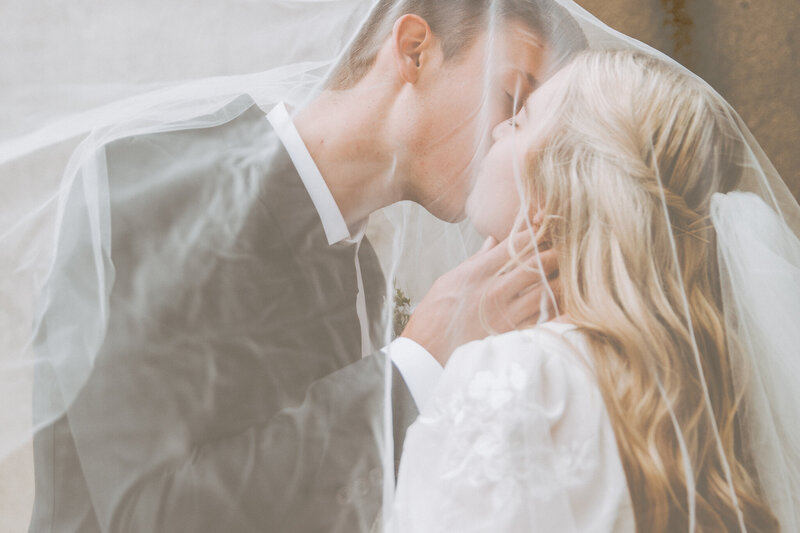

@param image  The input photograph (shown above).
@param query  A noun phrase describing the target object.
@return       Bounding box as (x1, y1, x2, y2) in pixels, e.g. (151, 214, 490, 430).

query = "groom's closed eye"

(500, 72, 527, 115)
(505, 91, 525, 116)
(504, 84, 526, 116)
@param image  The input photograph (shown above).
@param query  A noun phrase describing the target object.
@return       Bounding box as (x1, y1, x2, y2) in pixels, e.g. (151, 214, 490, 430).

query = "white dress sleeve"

(388, 324, 635, 533)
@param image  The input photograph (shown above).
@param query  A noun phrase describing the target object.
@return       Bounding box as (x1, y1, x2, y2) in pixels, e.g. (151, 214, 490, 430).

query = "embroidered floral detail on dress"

(422, 348, 598, 511)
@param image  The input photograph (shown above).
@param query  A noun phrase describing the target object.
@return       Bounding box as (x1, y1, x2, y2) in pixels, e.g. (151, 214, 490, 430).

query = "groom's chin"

(427, 210, 467, 224)
(446, 210, 468, 224)
(421, 197, 468, 224)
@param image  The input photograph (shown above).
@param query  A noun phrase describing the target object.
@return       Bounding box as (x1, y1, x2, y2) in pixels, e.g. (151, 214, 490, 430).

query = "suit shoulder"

(103, 95, 271, 165)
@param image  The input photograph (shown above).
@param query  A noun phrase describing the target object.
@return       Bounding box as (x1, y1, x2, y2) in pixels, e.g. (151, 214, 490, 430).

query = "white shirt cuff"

(385, 337, 443, 412)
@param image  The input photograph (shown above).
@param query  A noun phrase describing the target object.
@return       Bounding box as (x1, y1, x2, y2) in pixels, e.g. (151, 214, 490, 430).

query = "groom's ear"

(391, 14, 435, 85)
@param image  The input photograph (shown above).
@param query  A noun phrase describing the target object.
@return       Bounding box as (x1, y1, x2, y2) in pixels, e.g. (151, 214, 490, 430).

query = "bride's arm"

(389, 328, 634, 532)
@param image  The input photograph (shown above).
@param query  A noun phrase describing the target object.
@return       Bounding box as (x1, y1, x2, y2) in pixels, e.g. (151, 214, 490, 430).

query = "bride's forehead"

(522, 68, 566, 105)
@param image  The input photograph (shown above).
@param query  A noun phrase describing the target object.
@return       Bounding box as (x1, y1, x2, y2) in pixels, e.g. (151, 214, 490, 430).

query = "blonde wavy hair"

(514, 49, 778, 531)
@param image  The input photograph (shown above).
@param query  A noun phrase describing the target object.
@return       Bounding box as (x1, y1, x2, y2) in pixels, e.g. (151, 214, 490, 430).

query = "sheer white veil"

(712, 190, 800, 532)
(1, 0, 375, 452)
(2, 1, 798, 532)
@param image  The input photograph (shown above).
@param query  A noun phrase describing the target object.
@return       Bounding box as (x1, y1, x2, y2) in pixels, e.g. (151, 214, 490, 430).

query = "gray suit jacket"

(30, 97, 418, 533)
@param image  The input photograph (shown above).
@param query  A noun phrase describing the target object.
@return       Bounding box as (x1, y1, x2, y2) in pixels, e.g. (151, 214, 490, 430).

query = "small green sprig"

(392, 285, 412, 338)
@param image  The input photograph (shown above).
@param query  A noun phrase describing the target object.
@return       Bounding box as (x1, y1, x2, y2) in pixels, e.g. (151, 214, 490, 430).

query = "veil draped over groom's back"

(1, 1, 798, 532)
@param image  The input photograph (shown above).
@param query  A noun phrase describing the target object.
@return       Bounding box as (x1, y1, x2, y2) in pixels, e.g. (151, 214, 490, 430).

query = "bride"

(389, 48, 798, 532)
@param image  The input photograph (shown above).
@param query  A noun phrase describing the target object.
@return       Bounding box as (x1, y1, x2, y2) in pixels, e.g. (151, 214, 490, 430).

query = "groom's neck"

(294, 86, 405, 230)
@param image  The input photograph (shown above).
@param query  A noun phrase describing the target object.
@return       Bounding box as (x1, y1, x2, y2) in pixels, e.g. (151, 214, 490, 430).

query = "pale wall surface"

(576, 0, 800, 200)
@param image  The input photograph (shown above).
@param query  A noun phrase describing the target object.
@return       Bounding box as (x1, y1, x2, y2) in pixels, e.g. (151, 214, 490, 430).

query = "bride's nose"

(492, 119, 514, 142)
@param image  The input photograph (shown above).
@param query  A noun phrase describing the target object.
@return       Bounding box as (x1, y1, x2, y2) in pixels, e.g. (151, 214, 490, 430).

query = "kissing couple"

(20, 1, 800, 532)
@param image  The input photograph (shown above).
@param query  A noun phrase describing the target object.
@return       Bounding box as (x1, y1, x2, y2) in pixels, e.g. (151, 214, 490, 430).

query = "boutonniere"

(392, 285, 412, 338)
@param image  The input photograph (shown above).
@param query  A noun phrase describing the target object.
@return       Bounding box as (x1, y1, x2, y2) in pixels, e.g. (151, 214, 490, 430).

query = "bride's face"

(465, 102, 535, 240)
(465, 72, 562, 239)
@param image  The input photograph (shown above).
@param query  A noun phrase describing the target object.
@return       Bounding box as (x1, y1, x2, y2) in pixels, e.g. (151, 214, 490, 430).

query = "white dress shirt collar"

(266, 102, 366, 245)
(268, 103, 442, 406)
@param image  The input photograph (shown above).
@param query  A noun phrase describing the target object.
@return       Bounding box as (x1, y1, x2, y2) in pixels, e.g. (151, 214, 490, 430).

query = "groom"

(30, 1, 584, 532)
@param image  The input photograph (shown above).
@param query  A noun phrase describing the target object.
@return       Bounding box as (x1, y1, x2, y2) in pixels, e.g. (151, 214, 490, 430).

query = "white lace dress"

(389, 322, 636, 532)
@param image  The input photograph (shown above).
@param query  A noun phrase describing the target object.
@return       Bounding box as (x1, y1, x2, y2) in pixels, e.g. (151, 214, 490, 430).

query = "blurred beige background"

(576, 0, 800, 200)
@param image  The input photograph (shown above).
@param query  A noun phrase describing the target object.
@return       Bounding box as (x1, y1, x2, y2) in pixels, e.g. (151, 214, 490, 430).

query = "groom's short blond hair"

(327, 0, 586, 90)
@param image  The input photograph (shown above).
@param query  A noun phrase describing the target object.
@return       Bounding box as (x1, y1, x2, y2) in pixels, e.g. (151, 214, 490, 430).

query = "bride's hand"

(400, 232, 559, 367)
